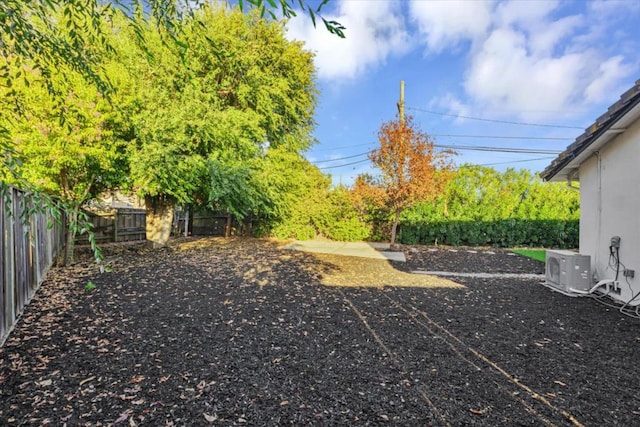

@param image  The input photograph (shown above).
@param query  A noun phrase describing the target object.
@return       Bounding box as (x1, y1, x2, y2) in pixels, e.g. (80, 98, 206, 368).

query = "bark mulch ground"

(1, 238, 639, 426)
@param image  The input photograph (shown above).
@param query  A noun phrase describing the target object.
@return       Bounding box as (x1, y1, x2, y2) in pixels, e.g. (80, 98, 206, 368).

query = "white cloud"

(494, 0, 559, 28)
(527, 15, 583, 56)
(463, 27, 590, 117)
(432, 1, 636, 120)
(408, 0, 493, 52)
(289, 0, 637, 120)
(286, 0, 410, 81)
(584, 56, 634, 103)
(588, 0, 640, 17)
(431, 93, 473, 125)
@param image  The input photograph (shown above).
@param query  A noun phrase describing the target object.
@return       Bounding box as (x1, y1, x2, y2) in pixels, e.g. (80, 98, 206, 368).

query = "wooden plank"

(4, 189, 16, 332)
(75, 209, 146, 244)
(0, 193, 5, 340)
(1, 188, 68, 345)
(37, 214, 46, 282)
(27, 215, 36, 296)
(14, 191, 27, 313)
(113, 209, 118, 242)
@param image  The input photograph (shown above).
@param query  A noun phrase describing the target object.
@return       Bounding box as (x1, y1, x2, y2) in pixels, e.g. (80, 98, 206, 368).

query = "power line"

(407, 106, 584, 130)
(317, 158, 370, 170)
(310, 144, 560, 166)
(311, 151, 371, 164)
(306, 132, 570, 155)
(307, 134, 568, 156)
(306, 142, 374, 153)
(477, 156, 556, 167)
(317, 154, 557, 170)
(438, 144, 561, 155)
(431, 133, 572, 140)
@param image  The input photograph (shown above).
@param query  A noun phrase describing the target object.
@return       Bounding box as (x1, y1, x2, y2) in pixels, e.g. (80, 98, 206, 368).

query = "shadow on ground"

(0, 238, 638, 426)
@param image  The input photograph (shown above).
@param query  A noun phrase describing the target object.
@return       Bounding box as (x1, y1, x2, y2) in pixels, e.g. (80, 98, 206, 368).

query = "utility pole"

(397, 80, 405, 125)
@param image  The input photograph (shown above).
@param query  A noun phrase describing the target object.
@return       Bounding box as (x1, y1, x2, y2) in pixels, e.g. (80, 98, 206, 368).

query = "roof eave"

(546, 128, 626, 182)
(541, 87, 640, 182)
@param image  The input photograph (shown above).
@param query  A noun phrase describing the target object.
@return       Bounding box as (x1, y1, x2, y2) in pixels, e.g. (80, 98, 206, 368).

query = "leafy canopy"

(363, 115, 456, 243)
(115, 5, 317, 211)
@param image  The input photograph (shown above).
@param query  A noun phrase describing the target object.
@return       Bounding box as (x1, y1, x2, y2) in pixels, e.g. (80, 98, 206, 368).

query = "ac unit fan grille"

(547, 257, 561, 285)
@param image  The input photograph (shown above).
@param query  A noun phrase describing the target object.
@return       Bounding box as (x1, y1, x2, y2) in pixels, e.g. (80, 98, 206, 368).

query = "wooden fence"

(173, 208, 236, 237)
(1, 187, 65, 346)
(76, 208, 146, 244)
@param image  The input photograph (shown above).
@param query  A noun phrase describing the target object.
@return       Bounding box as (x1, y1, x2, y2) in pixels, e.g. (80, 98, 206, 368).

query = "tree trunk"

(225, 213, 232, 238)
(145, 195, 175, 248)
(63, 207, 78, 266)
(390, 207, 401, 245)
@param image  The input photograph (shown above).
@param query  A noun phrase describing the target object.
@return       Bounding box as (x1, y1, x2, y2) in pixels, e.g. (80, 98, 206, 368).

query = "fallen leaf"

(129, 375, 145, 384)
(470, 407, 491, 416)
(203, 413, 218, 422)
(80, 376, 96, 386)
(380, 414, 389, 421)
(114, 411, 131, 424)
(554, 380, 566, 387)
(37, 379, 52, 387)
(280, 400, 289, 406)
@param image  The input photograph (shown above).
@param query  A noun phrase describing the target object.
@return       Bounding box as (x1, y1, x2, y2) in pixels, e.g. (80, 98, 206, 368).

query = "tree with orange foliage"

(368, 115, 456, 244)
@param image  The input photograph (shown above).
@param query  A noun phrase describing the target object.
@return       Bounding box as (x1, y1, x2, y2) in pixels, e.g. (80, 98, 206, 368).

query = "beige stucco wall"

(579, 117, 640, 304)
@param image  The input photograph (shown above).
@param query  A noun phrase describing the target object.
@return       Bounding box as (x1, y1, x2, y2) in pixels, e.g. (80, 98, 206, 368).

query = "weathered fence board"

(75, 208, 146, 244)
(1, 187, 65, 346)
(174, 208, 240, 237)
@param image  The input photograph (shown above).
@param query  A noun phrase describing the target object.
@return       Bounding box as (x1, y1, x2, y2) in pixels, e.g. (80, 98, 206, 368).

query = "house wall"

(580, 117, 640, 304)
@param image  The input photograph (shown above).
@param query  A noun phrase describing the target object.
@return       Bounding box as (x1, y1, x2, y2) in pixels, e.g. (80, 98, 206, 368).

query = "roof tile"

(541, 79, 640, 181)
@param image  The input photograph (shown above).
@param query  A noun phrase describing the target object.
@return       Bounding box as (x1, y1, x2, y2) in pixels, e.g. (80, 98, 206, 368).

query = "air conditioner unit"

(545, 250, 591, 295)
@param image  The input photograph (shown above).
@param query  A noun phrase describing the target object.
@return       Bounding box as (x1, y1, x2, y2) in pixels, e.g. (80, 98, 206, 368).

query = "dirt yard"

(1, 238, 638, 426)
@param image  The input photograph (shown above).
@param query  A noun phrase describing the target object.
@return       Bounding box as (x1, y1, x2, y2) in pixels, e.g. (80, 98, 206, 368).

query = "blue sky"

(284, 0, 640, 185)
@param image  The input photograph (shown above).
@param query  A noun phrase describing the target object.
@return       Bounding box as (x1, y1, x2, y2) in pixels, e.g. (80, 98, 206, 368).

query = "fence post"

(0, 192, 5, 339)
(4, 189, 16, 330)
(113, 209, 118, 243)
(31, 213, 40, 287)
(184, 207, 189, 237)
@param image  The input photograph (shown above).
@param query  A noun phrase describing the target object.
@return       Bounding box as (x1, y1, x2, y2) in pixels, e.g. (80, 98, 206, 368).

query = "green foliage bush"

(272, 221, 317, 241)
(252, 151, 370, 241)
(396, 165, 580, 248)
(399, 219, 578, 248)
(270, 186, 370, 241)
(314, 188, 370, 241)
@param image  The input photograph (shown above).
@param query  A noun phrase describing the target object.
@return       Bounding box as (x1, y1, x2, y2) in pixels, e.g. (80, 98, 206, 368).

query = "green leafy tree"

(112, 6, 318, 245)
(0, 0, 342, 98)
(1, 57, 128, 264)
(0, 0, 338, 254)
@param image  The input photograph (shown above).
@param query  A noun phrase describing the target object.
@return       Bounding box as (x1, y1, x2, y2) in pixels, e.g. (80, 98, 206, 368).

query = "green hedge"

(390, 166, 579, 248)
(398, 219, 578, 248)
